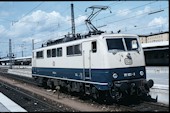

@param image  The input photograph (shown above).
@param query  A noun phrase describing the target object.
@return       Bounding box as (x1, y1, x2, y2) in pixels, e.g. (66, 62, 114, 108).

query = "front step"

(85, 84, 91, 95)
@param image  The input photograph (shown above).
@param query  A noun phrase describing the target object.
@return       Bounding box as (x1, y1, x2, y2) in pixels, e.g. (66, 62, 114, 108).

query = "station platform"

(8, 68, 32, 78)
(0, 92, 27, 112)
(149, 84, 169, 105)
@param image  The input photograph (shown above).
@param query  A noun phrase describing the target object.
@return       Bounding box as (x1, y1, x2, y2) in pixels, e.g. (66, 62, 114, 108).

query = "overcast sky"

(0, 1, 169, 57)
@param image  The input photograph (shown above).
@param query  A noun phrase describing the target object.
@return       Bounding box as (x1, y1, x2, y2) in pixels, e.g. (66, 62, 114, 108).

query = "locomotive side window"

(47, 49, 51, 58)
(57, 47, 62, 57)
(74, 44, 82, 54)
(36, 51, 43, 58)
(67, 44, 82, 56)
(52, 48, 56, 57)
(67, 46, 73, 55)
(92, 41, 97, 53)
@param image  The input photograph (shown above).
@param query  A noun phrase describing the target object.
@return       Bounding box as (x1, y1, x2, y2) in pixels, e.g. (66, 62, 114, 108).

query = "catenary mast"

(71, 3, 75, 37)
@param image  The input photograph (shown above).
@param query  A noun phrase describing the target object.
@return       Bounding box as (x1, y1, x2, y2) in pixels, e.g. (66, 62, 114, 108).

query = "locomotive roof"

(101, 33, 138, 37)
(33, 33, 138, 51)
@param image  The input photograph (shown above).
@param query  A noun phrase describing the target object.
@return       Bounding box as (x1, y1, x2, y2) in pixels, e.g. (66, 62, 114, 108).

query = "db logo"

(53, 61, 55, 66)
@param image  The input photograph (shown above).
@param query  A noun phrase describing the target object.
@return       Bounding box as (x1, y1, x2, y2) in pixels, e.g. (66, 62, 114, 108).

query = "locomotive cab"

(100, 34, 154, 100)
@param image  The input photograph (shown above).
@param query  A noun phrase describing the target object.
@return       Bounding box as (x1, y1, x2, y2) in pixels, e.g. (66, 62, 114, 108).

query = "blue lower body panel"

(32, 66, 146, 90)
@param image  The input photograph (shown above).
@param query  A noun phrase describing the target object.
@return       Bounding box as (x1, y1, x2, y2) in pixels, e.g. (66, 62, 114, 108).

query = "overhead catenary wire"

(65, 6, 168, 33)
(46, 1, 159, 35)
(9, 2, 45, 25)
(33, 6, 168, 46)
(68, 1, 159, 33)
(1, 1, 168, 54)
(0, 42, 9, 43)
(105, 7, 168, 26)
(66, 1, 122, 22)
(20, 4, 71, 40)
(94, 1, 158, 22)
(29, 1, 158, 41)
(21, 2, 45, 20)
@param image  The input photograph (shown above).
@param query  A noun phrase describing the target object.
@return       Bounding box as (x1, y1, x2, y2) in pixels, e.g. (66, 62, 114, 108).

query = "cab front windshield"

(106, 38, 140, 52)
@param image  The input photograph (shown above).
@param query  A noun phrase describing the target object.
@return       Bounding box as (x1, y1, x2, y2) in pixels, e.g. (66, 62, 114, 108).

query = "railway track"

(0, 68, 169, 112)
(0, 69, 77, 112)
(0, 81, 65, 112)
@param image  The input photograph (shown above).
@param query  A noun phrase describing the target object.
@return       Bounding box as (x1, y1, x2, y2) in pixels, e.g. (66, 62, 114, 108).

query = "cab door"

(82, 41, 92, 80)
(32, 52, 36, 67)
(32, 52, 37, 74)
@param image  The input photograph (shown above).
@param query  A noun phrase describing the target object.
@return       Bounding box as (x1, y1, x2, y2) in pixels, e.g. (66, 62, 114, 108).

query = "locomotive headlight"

(112, 73, 118, 79)
(140, 71, 144, 76)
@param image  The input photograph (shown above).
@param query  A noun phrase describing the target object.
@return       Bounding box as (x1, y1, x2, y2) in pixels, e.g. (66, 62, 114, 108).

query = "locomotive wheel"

(47, 79, 55, 89)
(67, 83, 71, 93)
(35, 77, 48, 88)
(91, 87, 100, 100)
(42, 78, 48, 89)
(109, 88, 122, 101)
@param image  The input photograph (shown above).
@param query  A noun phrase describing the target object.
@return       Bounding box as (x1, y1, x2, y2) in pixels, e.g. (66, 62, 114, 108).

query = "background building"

(139, 31, 169, 66)
(139, 31, 169, 44)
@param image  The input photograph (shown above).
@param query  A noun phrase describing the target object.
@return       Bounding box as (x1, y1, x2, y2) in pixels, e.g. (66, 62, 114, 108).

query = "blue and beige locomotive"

(32, 5, 154, 101)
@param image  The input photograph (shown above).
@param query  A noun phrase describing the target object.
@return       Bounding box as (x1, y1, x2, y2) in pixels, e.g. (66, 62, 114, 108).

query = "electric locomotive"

(32, 4, 154, 101)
